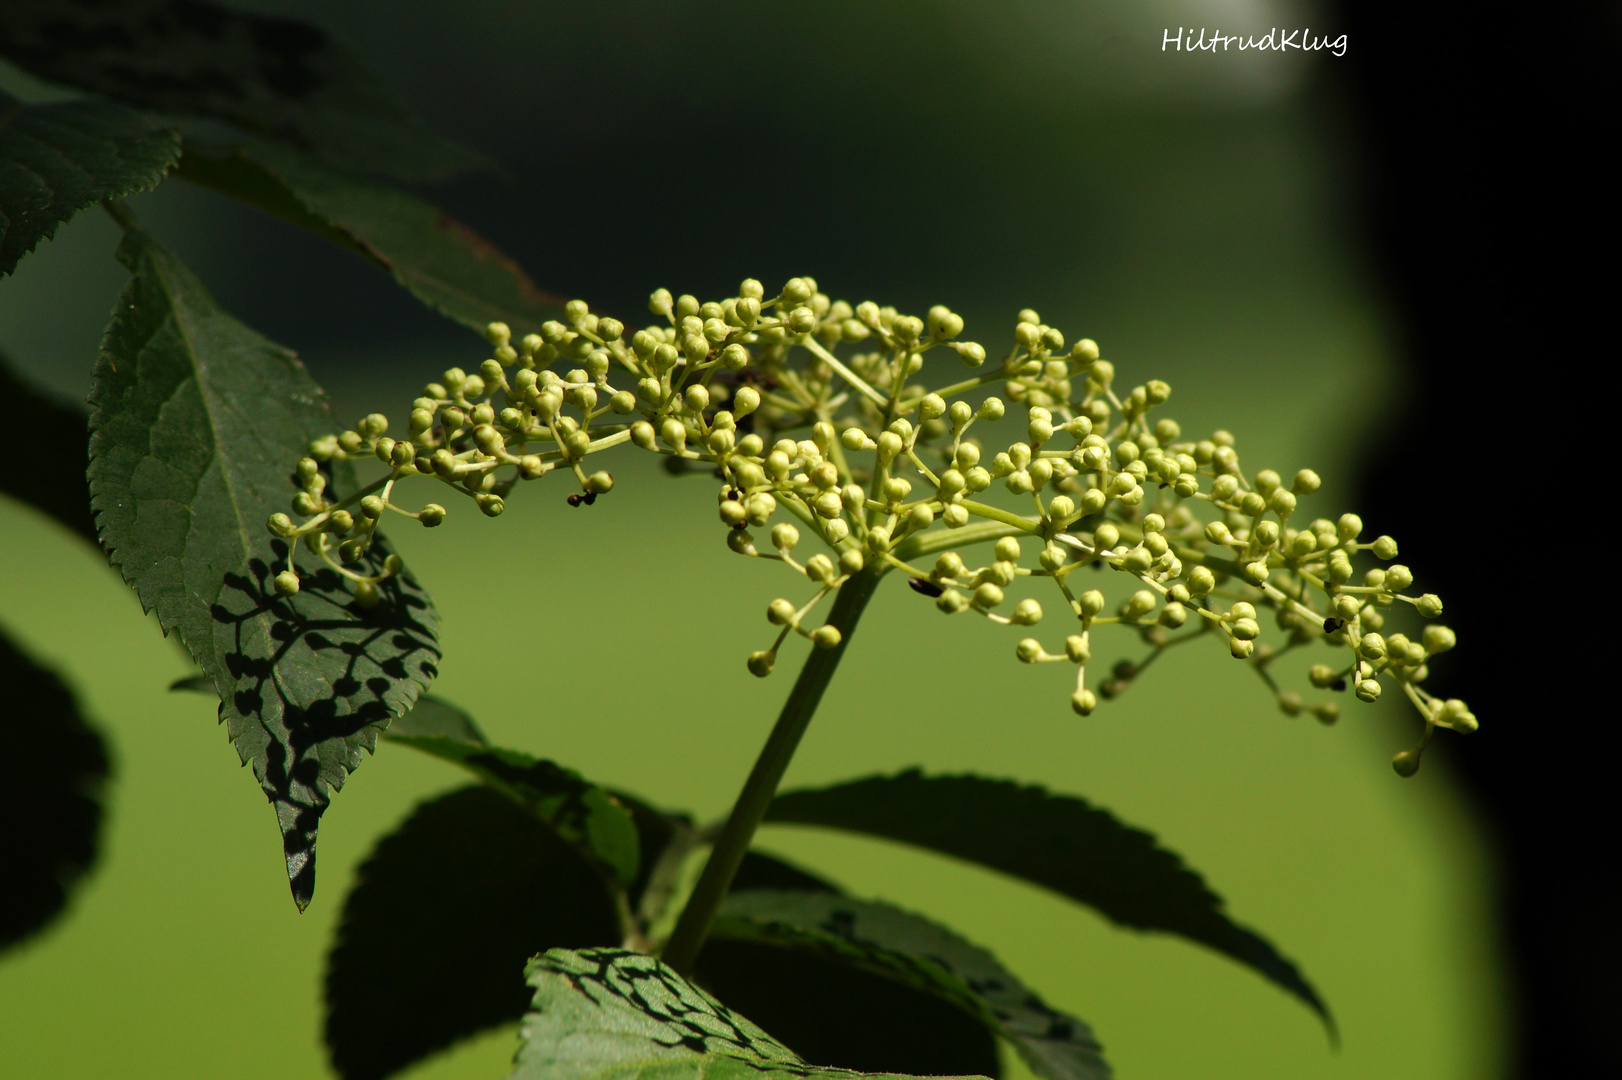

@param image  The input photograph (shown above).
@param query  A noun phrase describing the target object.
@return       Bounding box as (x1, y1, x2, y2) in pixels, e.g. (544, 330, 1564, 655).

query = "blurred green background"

(0, 2, 1507, 1078)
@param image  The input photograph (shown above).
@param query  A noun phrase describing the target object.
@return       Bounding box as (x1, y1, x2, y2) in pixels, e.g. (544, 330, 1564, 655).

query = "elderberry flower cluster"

(269, 277, 1474, 776)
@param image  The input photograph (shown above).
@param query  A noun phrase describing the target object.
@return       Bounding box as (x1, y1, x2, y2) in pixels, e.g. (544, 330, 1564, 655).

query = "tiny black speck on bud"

(908, 578, 945, 598)
(1323, 617, 1342, 633)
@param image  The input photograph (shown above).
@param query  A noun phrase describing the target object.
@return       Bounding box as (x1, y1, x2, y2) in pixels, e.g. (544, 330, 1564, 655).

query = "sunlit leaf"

(88, 226, 439, 909)
(512, 948, 976, 1080)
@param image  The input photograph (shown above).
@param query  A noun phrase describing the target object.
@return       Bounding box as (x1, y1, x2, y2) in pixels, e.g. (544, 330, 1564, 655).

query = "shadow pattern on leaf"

(211, 540, 438, 909)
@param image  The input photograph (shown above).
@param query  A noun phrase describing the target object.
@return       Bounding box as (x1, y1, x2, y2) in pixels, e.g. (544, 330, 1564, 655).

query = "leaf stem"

(660, 565, 885, 974)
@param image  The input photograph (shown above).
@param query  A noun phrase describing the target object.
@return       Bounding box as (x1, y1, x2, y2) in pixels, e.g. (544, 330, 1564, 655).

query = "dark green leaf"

(379, 694, 486, 745)
(387, 736, 638, 888)
(0, 0, 483, 182)
(695, 859, 1002, 1077)
(1, 622, 111, 953)
(176, 139, 562, 333)
(0, 89, 179, 276)
(0, 348, 94, 542)
(711, 891, 1108, 1080)
(513, 948, 969, 1080)
(88, 226, 439, 909)
(767, 770, 1331, 1032)
(326, 786, 620, 1080)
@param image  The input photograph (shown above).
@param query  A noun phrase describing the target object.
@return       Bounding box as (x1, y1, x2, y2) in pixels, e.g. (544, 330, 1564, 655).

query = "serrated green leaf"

(711, 891, 1108, 1080)
(176, 139, 562, 333)
(0, 0, 483, 182)
(513, 948, 973, 1080)
(87, 226, 439, 909)
(326, 786, 620, 1080)
(0, 348, 94, 542)
(767, 770, 1331, 1033)
(387, 736, 638, 888)
(0, 89, 179, 276)
(1, 623, 111, 954)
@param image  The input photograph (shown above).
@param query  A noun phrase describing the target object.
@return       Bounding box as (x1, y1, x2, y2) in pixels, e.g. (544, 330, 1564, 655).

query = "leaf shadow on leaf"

(210, 541, 439, 908)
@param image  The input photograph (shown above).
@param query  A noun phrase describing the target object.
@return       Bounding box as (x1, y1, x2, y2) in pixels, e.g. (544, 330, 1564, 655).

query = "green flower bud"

(1006, 470, 1034, 494)
(1385, 564, 1414, 591)
(1229, 617, 1260, 640)
(1337, 513, 1364, 542)
(661, 417, 688, 452)
(267, 512, 297, 537)
(811, 625, 843, 649)
(1290, 468, 1320, 494)
(607, 390, 635, 414)
(1047, 494, 1075, 521)
(918, 393, 947, 421)
(273, 569, 300, 596)
(1079, 589, 1106, 617)
(937, 588, 970, 614)
(747, 650, 775, 678)
(977, 397, 1005, 421)
(1277, 691, 1304, 716)
(720, 500, 747, 527)
(1016, 638, 1043, 663)
(954, 341, 986, 366)
(1387, 747, 1422, 780)
(973, 582, 1005, 608)
(1368, 535, 1398, 560)
(1012, 598, 1043, 625)
(768, 598, 796, 625)
(771, 523, 801, 551)
(1071, 689, 1098, 716)
(1124, 547, 1153, 574)
(337, 538, 366, 563)
(1421, 625, 1456, 655)
(908, 504, 935, 530)
(1347, 677, 1379, 703)
(1358, 632, 1387, 661)
(1268, 488, 1296, 517)
(927, 306, 965, 340)
(779, 278, 814, 305)
(1242, 560, 1270, 584)
(350, 580, 379, 609)
(1159, 602, 1187, 628)
(787, 306, 817, 335)
(813, 491, 844, 519)
(1311, 702, 1340, 725)
(1438, 699, 1477, 732)
(1061, 634, 1090, 663)
(838, 548, 864, 574)
(1308, 664, 1338, 688)
(587, 471, 614, 494)
(727, 530, 758, 556)
(1229, 638, 1255, 659)
(1187, 565, 1216, 597)
(1166, 582, 1190, 603)
(942, 500, 967, 528)
(805, 553, 835, 583)
(475, 494, 504, 517)
(1014, 322, 1042, 350)
(1415, 593, 1444, 617)
(326, 509, 355, 534)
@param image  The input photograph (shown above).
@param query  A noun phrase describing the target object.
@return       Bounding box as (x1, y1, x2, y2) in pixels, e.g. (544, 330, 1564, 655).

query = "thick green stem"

(660, 566, 885, 974)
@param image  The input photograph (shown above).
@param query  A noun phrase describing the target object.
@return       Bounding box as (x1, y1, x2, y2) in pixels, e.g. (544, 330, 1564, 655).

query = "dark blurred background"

(1340, 2, 1617, 1076)
(0, 2, 1612, 1078)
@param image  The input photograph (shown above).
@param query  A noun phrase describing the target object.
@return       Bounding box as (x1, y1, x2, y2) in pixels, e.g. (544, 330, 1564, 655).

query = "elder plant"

(0, 5, 1473, 1079)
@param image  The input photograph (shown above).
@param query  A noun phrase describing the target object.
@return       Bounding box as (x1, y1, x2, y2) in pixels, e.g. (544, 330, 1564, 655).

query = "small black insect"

(1323, 617, 1342, 633)
(907, 577, 944, 598)
(1331, 678, 1347, 692)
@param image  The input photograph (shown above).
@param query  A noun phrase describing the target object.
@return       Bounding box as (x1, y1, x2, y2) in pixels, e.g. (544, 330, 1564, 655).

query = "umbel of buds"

(273, 278, 1473, 777)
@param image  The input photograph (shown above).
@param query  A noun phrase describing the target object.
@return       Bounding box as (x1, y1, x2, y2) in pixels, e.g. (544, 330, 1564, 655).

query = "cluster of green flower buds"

(274, 277, 1472, 776)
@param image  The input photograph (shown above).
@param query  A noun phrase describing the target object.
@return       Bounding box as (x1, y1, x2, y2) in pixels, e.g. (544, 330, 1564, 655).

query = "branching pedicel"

(268, 277, 1473, 776)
